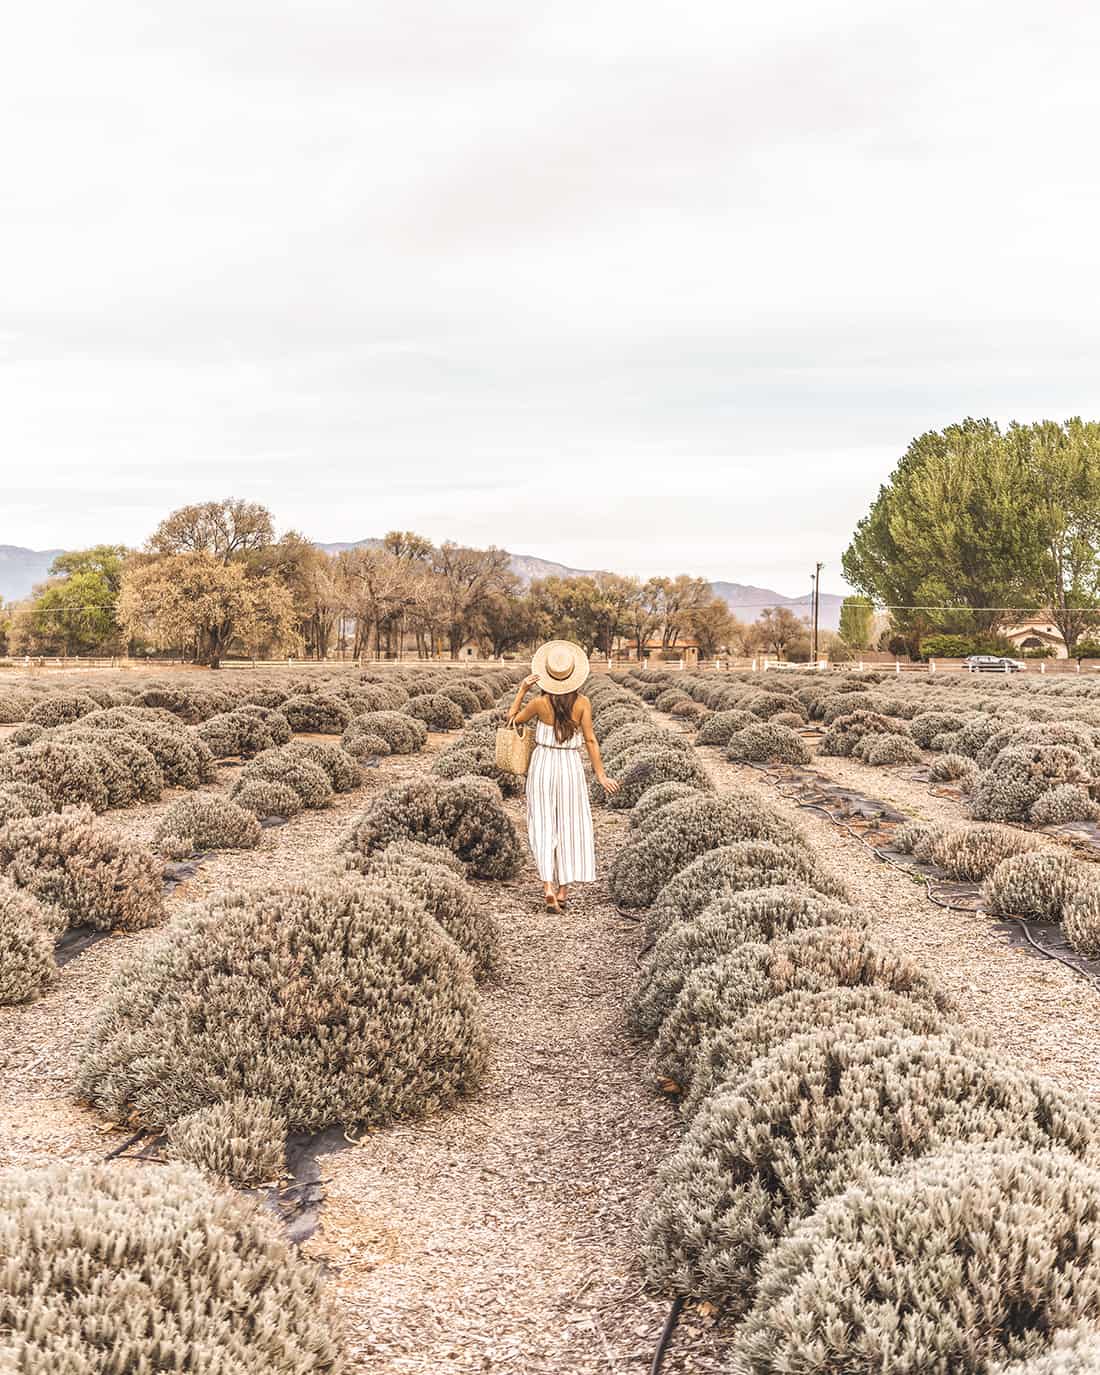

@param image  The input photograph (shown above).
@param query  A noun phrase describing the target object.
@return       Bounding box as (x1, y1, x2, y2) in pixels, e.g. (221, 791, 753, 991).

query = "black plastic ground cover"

(744, 762, 1100, 992)
(262, 1125, 360, 1244)
(102, 1121, 359, 1245)
(54, 926, 112, 967)
(162, 858, 203, 892)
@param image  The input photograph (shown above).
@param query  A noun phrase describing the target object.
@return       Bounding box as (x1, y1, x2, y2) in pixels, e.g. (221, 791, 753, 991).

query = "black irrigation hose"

(103, 1129, 150, 1161)
(649, 1295, 685, 1375)
(1004, 915, 1100, 992)
(747, 763, 1100, 995)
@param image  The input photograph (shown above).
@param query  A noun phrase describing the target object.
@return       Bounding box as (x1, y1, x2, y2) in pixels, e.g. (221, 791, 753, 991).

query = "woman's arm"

(579, 697, 620, 794)
(508, 673, 542, 725)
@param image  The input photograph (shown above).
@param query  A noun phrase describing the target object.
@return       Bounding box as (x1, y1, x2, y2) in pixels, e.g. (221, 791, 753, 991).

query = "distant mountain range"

(1, 541, 844, 631)
(0, 546, 64, 604)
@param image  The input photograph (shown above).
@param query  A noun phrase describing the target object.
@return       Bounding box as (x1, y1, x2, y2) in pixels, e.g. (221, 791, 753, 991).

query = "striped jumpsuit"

(525, 718, 596, 885)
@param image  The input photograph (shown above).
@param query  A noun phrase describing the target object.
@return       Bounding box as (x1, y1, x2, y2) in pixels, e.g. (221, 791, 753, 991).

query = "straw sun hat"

(531, 640, 590, 695)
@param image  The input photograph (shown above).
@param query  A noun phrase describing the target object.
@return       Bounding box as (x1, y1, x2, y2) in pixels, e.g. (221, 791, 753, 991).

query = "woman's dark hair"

(548, 691, 579, 743)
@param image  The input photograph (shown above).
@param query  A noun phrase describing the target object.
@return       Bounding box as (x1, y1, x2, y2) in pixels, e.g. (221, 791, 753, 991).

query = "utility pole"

(811, 562, 823, 665)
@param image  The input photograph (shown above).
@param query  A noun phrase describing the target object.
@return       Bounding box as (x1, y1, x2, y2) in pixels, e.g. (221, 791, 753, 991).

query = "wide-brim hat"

(532, 640, 589, 695)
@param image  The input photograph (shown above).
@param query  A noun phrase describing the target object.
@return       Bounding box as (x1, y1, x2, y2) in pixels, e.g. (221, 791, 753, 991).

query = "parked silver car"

(965, 654, 1024, 673)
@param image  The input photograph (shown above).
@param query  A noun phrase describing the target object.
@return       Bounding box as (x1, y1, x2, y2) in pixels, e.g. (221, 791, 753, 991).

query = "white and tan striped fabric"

(526, 719, 596, 885)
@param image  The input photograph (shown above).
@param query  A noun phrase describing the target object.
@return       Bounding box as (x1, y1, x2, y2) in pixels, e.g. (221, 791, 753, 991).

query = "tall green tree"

(23, 545, 130, 654)
(1007, 418, 1100, 653)
(838, 594, 875, 650)
(843, 419, 1046, 650)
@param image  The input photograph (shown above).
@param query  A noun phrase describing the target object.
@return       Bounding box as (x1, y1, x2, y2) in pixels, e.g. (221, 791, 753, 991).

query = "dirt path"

(307, 787, 723, 1374)
(0, 732, 724, 1375)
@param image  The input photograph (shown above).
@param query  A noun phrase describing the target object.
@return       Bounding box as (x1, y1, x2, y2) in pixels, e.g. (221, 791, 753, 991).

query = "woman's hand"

(599, 775, 621, 795)
(522, 672, 539, 688)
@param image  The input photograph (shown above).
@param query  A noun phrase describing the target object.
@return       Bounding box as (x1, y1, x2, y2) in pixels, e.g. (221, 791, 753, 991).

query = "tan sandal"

(544, 893, 561, 913)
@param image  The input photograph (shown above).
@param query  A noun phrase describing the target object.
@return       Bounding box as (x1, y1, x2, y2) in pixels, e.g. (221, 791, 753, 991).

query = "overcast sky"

(4, 1, 1100, 595)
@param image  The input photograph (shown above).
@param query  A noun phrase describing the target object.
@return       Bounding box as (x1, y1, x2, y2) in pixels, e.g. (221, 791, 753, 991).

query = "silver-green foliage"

(343, 776, 521, 879)
(353, 853, 497, 977)
(682, 986, 954, 1122)
(283, 740, 361, 792)
(0, 1160, 344, 1372)
(643, 1029, 1099, 1312)
(232, 779, 303, 819)
(924, 814, 1045, 880)
(651, 926, 951, 1089)
(737, 1145, 1100, 1375)
(629, 781, 702, 829)
(726, 723, 811, 765)
(280, 693, 352, 734)
(983, 850, 1088, 921)
(403, 692, 464, 731)
(971, 744, 1092, 822)
(929, 752, 979, 784)
(0, 808, 164, 932)
(75, 878, 488, 1131)
(819, 711, 897, 757)
(696, 710, 758, 746)
(155, 793, 263, 857)
(0, 876, 62, 1005)
(167, 1096, 288, 1186)
(603, 743, 713, 810)
(611, 794, 806, 909)
(0, 782, 52, 826)
(1064, 886, 1100, 958)
(1030, 783, 1098, 825)
(344, 711, 426, 755)
(0, 740, 110, 812)
(628, 885, 860, 1036)
(989, 1327, 1100, 1374)
(198, 708, 291, 759)
(644, 842, 852, 945)
(854, 731, 922, 766)
(232, 747, 334, 810)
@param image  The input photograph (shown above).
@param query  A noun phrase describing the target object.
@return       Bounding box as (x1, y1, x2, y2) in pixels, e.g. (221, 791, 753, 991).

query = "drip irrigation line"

(649, 1295, 685, 1375)
(746, 762, 1100, 994)
(1004, 916, 1100, 992)
(103, 1129, 151, 1161)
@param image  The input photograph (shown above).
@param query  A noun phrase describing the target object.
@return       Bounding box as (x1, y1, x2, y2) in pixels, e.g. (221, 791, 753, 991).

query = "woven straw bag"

(495, 720, 536, 777)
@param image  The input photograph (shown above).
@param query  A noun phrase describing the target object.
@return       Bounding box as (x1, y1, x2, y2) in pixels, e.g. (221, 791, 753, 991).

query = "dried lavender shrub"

(0, 1160, 345, 1371)
(154, 794, 262, 856)
(738, 1145, 1100, 1375)
(642, 1029, 1099, 1314)
(343, 776, 521, 879)
(167, 1096, 288, 1186)
(0, 808, 164, 932)
(76, 878, 488, 1131)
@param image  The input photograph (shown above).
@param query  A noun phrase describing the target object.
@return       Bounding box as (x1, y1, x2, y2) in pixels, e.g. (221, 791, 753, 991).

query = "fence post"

(1040, 660, 1045, 674)
(929, 658, 936, 673)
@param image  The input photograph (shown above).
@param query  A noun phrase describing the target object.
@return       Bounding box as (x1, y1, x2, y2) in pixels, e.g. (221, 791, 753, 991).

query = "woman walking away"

(507, 640, 620, 912)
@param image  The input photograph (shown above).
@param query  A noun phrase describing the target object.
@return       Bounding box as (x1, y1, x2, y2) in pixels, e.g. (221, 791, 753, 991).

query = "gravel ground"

(695, 737, 1100, 1104)
(0, 726, 723, 1375)
(809, 750, 972, 828)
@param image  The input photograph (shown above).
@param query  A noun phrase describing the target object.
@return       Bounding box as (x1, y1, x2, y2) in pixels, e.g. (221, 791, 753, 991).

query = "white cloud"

(2, 0, 1100, 594)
